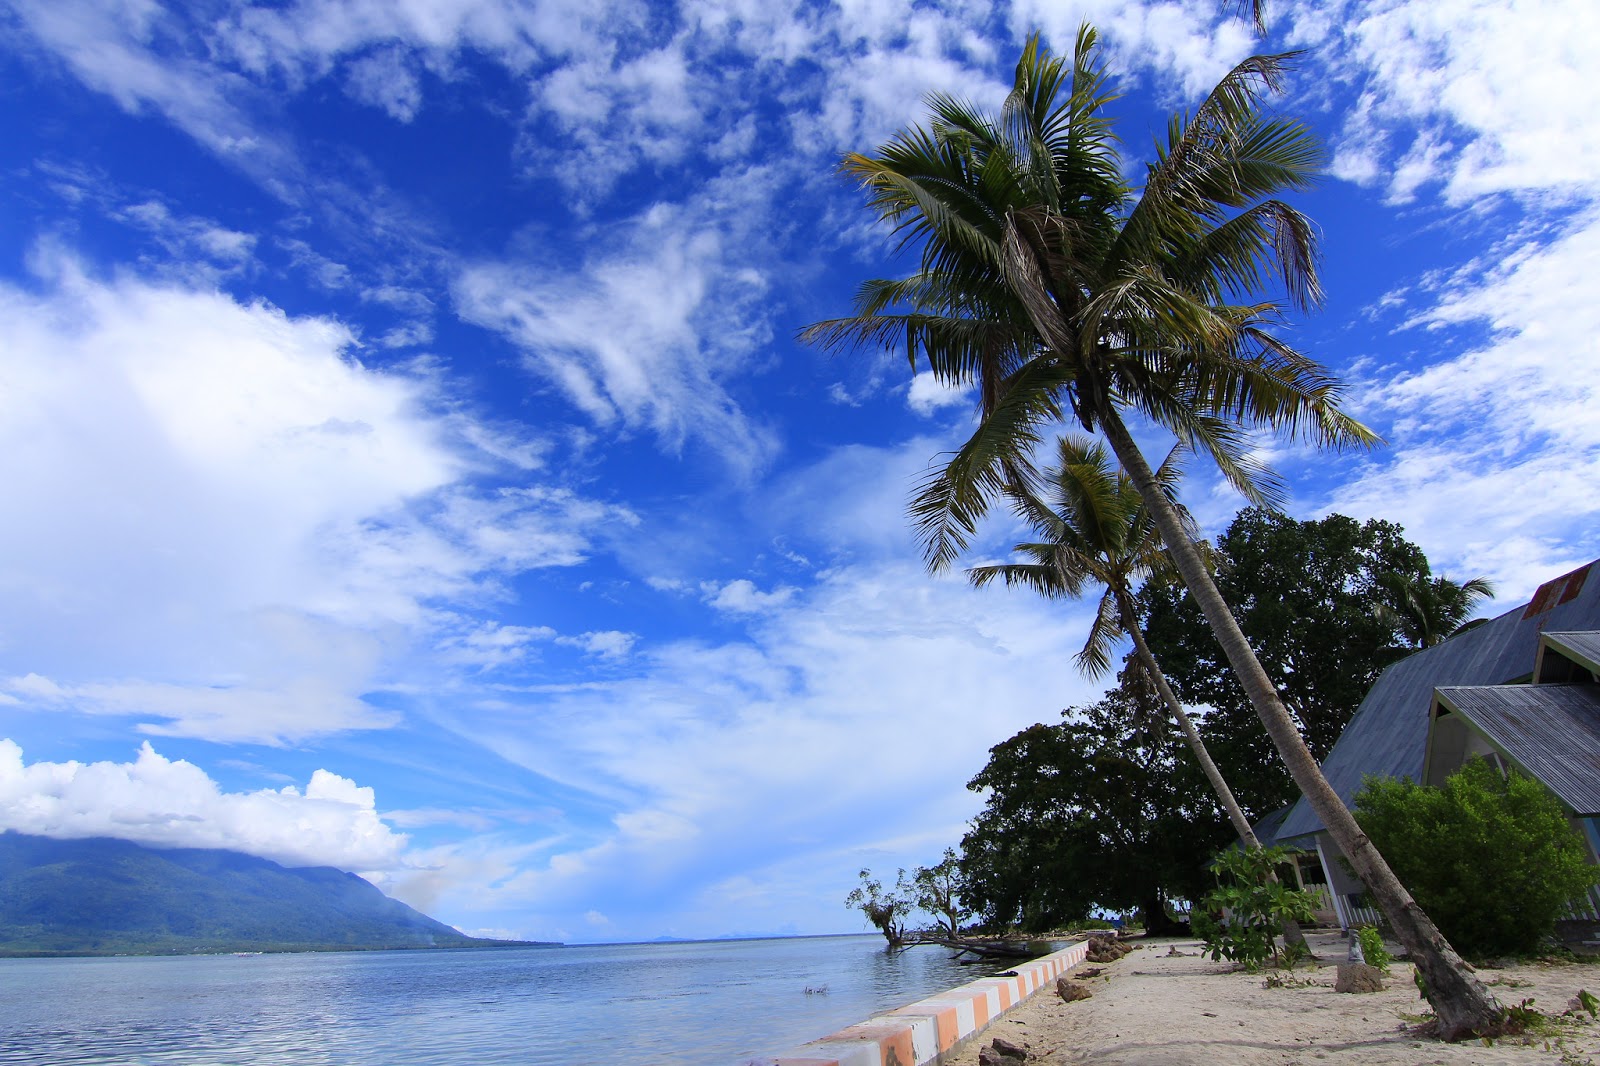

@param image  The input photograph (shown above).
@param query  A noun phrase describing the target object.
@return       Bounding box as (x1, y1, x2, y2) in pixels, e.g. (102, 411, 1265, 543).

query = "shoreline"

(946, 930, 1600, 1065)
(755, 939, 1092, 1065)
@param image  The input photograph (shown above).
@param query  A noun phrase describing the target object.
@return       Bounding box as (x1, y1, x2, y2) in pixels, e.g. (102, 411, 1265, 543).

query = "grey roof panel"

(1248, 805, 1292, 849)
(1545, 632, 1600, 675)
(1437, 684, 1600, 815)
(1276, 562, 1600, 843)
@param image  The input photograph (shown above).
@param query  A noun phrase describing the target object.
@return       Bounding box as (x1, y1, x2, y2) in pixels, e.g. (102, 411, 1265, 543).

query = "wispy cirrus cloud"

(453, 175, 785, 477)
(1323, 208, 1600, 595)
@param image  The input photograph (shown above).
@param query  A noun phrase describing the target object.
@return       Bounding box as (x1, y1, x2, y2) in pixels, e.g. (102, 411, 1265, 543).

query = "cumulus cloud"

(1300, 0, 1600, 204)
(700, 579, 797, 614)
(0, 740, 408, 872)
(906, 370, 970, 417)
(0, 257, 613, 742)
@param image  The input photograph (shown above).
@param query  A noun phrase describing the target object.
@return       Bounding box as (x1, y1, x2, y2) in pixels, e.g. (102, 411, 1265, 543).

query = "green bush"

(1193, 846, 1318, 971)
(1356, 925, 1391, 974)
(1354, 757, 1600, 957)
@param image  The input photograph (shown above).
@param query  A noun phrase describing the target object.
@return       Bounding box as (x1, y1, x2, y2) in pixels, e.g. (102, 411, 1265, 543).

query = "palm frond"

(1073, 588, 1122, 678)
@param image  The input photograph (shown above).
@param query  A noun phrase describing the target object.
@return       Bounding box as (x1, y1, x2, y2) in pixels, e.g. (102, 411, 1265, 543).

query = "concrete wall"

(750, 940, 1091, 1066)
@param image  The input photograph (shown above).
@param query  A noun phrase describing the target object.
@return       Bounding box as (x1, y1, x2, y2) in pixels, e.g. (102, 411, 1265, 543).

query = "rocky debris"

(1074, 967, 1105, 979)
(1057, 977, 1093, 1002)
(990, 1035, 1029, 1059)
(1086, 935, 1132, 963)
(1334, 962, 1384, 993)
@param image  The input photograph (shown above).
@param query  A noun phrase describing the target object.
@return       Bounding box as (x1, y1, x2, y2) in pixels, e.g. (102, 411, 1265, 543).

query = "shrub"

(1193, 845, 1318, 971)
(1354, 757, 1600, 957)
(1356, 925, 1392, 974)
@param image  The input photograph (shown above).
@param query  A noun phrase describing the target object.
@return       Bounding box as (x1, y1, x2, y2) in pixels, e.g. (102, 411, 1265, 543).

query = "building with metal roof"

(1263, 561, 1600, 929)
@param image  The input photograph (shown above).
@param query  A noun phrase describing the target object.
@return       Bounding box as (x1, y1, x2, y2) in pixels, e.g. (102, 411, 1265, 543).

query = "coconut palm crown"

(967, 435, 1277, 865)
(1375, 572, 1497, 649)
(804, 26, 1375, 573)
(968, 435, 1194, 680)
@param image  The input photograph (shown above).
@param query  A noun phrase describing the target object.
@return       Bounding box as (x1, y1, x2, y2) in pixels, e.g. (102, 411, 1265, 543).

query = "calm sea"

(0, 935, 1004, 1065)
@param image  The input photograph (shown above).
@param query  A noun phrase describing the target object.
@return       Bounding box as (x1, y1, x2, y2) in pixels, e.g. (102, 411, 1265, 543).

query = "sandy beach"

(953, 931, 1600, 1066)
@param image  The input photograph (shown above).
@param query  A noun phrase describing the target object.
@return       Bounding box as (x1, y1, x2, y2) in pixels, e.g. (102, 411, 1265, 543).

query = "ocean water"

(0, 935, 1005, 1065)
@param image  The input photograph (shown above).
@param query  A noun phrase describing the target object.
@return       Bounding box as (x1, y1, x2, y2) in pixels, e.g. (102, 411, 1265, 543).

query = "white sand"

(952, 932, 1600, 1065)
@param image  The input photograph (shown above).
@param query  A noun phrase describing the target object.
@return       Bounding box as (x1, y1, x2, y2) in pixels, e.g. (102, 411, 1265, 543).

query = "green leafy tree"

(960, 681, 1228, 933)
(1142, 508, 1436, 816)
(845, 868, 914, 947)
(805, 30, 1501, 1034)
(1193, 845, 1317, 970)
(1354, 759, 1600, 958)
(1373, 572, 1496, 649)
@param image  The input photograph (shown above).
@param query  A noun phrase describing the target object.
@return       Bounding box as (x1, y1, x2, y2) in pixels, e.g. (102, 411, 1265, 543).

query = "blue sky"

(0, 0, 1596, 944)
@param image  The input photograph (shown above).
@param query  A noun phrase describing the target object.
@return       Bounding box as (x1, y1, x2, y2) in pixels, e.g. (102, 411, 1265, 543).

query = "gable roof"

(1276, 562, 1600, 844)
(1435, 684, 1600, 815)
(1542, 632, 1600, 677)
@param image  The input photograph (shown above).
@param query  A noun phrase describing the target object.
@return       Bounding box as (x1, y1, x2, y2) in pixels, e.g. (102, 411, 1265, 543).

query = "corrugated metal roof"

(1545, 632, 1600, 675)
(1276, 561, 1600, 843)
(1436, 684, 1600, 815)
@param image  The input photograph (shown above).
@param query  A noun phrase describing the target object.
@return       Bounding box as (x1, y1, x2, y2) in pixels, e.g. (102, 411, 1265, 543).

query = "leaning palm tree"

(970, 435, 1306, 948)
(1374, 572, 1496, 649)
(969, 435, 1265, 846)
(804, 29, 1503, 1037)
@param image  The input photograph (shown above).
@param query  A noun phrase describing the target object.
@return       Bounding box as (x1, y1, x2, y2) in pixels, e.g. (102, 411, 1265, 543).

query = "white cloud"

(8, 0, 297, 192)
(116, 200, 257, 265)
(700, 579, 796, 614)
(1012, 0, 1255, 100)
(0, 256, 612, 743)
(0, 739, 409, 872)
(344, 46, 424, 121)
(556, 630, 637, 658)
(436, 621, 559, 671)
(418, 553, 1106, 940)
(453, 186, 782, 476)
(905, 370, 970, 417)
(1302, 0, 1600, 204)
(1321, 209, 1600, 597)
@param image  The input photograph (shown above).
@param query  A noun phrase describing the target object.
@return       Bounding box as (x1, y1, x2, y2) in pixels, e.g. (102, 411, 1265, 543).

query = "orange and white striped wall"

(750, 940, 1090, 1066)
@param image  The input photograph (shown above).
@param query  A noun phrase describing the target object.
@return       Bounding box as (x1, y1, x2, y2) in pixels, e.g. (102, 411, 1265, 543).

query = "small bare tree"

(845, 868, 913, 947)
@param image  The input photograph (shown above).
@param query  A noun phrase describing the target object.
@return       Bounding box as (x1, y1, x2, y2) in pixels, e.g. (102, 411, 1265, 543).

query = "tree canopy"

(960, 680, 1227, 933)
(1140, 508, 1432, 817)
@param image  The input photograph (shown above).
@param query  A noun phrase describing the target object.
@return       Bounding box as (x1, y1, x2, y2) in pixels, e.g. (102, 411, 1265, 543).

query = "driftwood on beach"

(914, 935, 1044, 960)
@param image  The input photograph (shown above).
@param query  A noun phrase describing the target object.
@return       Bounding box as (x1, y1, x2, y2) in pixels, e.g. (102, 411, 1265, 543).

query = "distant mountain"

(0, 831, 554, 957)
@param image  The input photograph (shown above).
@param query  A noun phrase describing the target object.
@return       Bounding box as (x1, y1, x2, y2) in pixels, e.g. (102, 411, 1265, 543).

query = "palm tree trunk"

(1117, 593, 1258, 845)
(1116, 592, 1305, 949)
(1096, 405, 1502, 1040)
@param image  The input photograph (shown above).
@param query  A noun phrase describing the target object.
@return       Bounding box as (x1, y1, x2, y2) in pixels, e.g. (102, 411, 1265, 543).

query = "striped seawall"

(749, 940, 1090, 1066)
